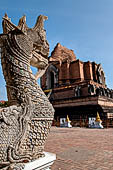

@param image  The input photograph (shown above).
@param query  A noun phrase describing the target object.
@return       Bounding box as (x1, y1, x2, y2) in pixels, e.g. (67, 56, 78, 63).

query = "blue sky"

(0, 0, 113, 100)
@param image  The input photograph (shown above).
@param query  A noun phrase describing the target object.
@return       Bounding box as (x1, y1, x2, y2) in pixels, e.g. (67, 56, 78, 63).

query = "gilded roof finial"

(66, 115, 70, 122)
(96, 112, 101, 122)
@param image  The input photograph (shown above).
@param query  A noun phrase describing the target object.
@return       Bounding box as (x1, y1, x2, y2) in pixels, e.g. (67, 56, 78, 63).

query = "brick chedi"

(41, 43, 113, 127)
(49, 43, 76, 63)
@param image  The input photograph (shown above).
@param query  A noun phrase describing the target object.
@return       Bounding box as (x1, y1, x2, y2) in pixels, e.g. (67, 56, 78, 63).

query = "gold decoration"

(96, 112, 102, 122)
(66, 115, 70, 122)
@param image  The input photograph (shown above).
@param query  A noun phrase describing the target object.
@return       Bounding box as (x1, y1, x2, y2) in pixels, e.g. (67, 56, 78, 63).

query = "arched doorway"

(50, 71, 55, 88)
(46, 64, 59, 89)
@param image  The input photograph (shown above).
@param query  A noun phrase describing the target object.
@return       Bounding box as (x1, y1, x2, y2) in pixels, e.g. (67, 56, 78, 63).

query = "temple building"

(41, 43, 113, 127)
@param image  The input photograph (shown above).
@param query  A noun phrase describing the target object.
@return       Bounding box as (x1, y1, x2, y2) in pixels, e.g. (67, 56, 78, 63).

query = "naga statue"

(0, 14, 54, 170)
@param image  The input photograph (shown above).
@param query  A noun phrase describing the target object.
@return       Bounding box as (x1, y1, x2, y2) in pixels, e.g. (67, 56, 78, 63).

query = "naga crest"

(1, 13, 49, 80)
(0, 14, 54, 170)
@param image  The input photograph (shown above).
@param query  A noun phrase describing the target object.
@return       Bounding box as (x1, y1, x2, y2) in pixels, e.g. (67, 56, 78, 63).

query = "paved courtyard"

(45, 127, 113, 170)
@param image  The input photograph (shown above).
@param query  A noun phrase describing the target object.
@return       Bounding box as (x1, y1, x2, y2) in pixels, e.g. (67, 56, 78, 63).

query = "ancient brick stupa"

(41, 43, 113, 127)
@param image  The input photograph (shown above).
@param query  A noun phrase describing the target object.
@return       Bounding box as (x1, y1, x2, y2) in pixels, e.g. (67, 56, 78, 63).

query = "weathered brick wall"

(69, 60, 80, 80)
(49, 43, 76, 62)
(84, 61, 93, 80)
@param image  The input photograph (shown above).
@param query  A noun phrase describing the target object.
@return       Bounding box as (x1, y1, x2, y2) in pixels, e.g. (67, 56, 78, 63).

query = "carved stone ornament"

(0, 14, 54, 170)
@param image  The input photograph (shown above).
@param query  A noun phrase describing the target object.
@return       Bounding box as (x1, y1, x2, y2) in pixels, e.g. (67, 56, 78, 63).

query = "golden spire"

(96, 112, 101, 122)
(66, 115, 70, 122)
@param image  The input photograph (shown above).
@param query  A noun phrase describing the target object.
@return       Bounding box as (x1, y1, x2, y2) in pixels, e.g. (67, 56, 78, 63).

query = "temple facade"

(41, 43, 113, 127)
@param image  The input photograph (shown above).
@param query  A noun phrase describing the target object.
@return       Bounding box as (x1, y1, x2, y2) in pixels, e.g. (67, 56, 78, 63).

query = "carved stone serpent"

(0, 14, 54, 170)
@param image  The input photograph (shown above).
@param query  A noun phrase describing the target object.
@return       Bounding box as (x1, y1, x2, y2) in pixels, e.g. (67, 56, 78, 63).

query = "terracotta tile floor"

(45, 127, 113, 170)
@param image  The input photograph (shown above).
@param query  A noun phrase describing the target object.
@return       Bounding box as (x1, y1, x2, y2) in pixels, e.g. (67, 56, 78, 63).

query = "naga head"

(1, 14, 49, 79)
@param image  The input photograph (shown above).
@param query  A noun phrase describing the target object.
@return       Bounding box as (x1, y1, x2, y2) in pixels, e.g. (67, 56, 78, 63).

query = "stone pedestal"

(24, 152, 56, 170)
(65, 121, 72, 128)
(94, 121, 104, 129)
(60, 118, 72, 128)
(89, 120, 104, 129)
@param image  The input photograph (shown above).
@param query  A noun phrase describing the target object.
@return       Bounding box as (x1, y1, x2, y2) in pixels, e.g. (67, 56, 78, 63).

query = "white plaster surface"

(24, 152, 56, 170)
